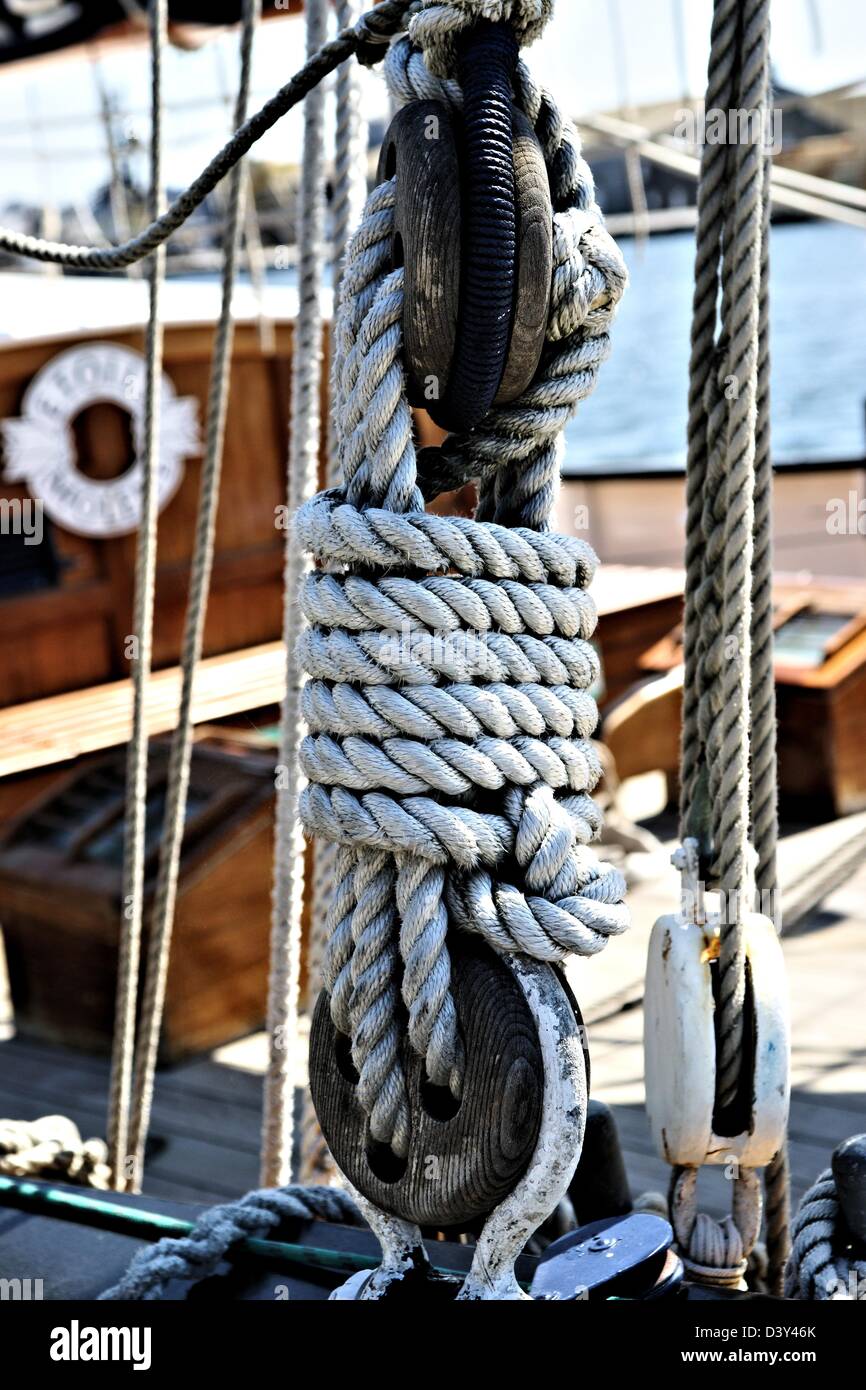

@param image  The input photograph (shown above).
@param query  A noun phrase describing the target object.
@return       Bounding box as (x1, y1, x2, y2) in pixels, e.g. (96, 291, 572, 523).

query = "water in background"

(565, 220, 866, 474)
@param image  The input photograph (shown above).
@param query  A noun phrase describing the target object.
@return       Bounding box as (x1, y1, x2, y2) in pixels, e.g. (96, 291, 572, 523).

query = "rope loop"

(671, 1165, 761, 1289)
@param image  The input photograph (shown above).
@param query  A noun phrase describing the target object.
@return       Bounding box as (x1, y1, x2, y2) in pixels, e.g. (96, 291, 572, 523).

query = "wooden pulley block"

(310, 934, 545, 1229)
(643, 893, 790, 1169)
(315, 944, 588, 1300)
(378, 98, 553, 433)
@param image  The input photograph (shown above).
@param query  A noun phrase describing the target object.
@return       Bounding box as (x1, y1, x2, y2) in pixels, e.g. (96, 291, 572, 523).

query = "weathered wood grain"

(309, 935, 544, 1228)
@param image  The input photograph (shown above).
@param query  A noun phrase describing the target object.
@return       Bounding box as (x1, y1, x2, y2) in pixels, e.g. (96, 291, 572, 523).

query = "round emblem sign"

(1, 343, 200, 538)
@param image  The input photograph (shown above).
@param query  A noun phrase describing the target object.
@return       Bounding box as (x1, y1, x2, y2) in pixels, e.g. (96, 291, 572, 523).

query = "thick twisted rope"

(107, 0, 168, 1190)
(674, 0, 787, 1291)
(100, 1184, 363, 1300)
(713, 0, 770, 1113)
(124, 0, 261, 1197)
(261, 0, 331, 1190)
(785, 1170, 866, 1301)
(300, 13, 627, 1157)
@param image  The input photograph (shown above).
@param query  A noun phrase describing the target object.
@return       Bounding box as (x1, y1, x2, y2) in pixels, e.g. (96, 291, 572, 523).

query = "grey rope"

(301, 3, 370, 1185)
(100, 1184, 363, 1301)
(785, 1170, 866, 1301)
(0, 0, 413, 271)
(261, 0, 331, 1189)
(750, 120, 790, 1297)
(124, 0, 261, 1195)
(675, 0, 785, 1290)
(302, 13, 627, 1157)
(714, 0, 769, 1112)
(107, 0, 168, 1190)
(678, 0, 771, 1109)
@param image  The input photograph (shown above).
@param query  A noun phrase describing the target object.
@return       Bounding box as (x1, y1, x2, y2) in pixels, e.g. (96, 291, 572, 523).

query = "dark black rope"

(434, 19, 519, 434)
(0, 0, 412, 271)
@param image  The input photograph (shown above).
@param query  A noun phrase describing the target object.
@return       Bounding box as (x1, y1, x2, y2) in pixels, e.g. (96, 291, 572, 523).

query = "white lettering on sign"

(1, 342, 200, 538)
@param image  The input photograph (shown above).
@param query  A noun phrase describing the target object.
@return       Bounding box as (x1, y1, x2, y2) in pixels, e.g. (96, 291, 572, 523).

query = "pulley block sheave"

(378, 20, 553, 434)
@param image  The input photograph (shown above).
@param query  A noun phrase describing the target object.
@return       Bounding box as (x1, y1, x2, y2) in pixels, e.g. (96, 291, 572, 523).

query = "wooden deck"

(0, 840, 864, 1220)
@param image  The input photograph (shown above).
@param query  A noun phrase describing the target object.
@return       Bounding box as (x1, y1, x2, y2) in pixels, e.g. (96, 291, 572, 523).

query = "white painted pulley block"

(644, 887, 790, 1169)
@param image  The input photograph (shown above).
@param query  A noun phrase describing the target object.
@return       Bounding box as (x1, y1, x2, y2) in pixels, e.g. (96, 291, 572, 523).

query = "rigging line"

(0, 0, 412, 271)
(260, 0, 330, 1191)
(106, 0, 168, 1192)
(211, 34, 275, 354)
(124, 0, 261, 1195)
(299, 0, 369, 1190)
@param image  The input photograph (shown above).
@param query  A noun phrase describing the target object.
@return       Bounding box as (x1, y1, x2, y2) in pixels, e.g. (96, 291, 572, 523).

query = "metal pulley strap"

(439, 18, 519, 432)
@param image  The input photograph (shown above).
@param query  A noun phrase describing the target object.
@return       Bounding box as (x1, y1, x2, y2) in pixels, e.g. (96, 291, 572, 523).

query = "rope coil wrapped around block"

(297, 8, 628, 1158)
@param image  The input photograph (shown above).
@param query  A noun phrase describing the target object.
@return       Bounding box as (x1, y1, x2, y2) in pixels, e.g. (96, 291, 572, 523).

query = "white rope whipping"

(298, 11, 628, 1158)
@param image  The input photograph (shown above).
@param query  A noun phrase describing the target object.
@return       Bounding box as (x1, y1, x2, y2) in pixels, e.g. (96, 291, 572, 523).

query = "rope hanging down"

(261, 0, 331, 1191)
(298, 7, 628, 1159)
(107, 0, 168, 1191)
(301, 0, 370, 1190)
(125, 0, 262, 1195)
(675, 0, 789, 1292)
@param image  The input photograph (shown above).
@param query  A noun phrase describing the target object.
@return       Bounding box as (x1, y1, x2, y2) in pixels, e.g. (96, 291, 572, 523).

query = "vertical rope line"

(327, 0, 369, 482)
(302, 31, 368, 1181)
(750, 133, 777, 911)
(749, 67, 790, 1295)
(306, 0, 367, 1031)
(106, 0, 168, 1190)
(670, 0, 780, 1289)
(715, 0, 770, 1110)
(124, 0, 261, 1193)
(679, 0, 739, 842)
(261, 0, 330, 1188)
